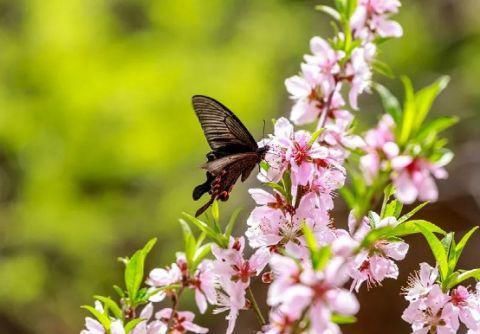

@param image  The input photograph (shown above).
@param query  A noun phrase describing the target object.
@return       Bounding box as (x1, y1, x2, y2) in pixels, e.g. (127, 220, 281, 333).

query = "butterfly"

(191, 95, 269, 217)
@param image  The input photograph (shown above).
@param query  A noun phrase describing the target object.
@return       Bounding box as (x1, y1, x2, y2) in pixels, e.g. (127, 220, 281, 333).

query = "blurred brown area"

(0, 0, 479, 333)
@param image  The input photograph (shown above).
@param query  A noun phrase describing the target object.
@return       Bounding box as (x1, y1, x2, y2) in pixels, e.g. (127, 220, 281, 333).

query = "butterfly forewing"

(192, 95, 258, 151)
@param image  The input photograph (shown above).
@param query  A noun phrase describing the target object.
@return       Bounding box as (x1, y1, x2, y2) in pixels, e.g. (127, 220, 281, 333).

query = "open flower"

(391, 155, 450, 204)
(351, 0, 403, 41)
(268, 254, 359, 333)
(348, 212, 408, 291)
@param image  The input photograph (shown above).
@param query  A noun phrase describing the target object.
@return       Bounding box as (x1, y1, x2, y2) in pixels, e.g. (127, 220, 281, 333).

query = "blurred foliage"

(0, 0, 479, 333)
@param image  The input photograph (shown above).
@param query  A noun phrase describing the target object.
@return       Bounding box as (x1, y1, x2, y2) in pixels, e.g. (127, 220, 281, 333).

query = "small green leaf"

(399, 76, 416, 145)
(179, 220, 196, 265)
(81, 305, 110, 330)
(360, 226, 394, 248)
(94, 296, 123, 320)
(380, 184, 395, 218)
(265, 182, 287, 197)
(452, 227, 479, 269)
(211, 201, 220, 225)
(315, 5, 341, 21)
(391, 219, 446, 237)
(260, 160, 270, 172)
(415, 223, 449, 280)
(113, 285, 125, 298)
(194, 243, 212, 267)
(308, 128, 325, 146)
(125, 318, 144, 334)
(372, 59, 395, 78)
(398, 201, 428, 223)
(331, 314, 357, 324)
(225, 208, 242, 239)
(303, 224, 319, 253)
(182, 212, 226, 247)
(415, 116, 458, 143)
(446, 269, 480, 290)
(413, 76, 450, 134)
(124, 238, 157, 302)
(373, 83, 402, 124)
(316, 246, 332, 271)
(383, 199, 403, 219)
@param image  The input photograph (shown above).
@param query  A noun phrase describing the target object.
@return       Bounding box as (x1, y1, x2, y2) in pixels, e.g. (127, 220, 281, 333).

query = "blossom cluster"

(80, 1, 470, 334)
(402, 263, 480, 334)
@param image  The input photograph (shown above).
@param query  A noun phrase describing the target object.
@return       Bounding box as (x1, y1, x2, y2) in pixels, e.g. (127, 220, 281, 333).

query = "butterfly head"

(256, 145, 270, 161)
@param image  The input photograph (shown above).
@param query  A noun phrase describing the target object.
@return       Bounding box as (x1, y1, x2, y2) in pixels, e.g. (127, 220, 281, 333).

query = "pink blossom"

(156, 309, 208, 334)
(211, 237, 269, 285)
(450, 285, 480, 331)
(360, 114, 399, 184)
(146, 259, 182, 302)
(345, 44, 376, 110)
(213, 281, 247, 334)
(403, 263, 439, 302)
(402, 285, 460, 334)
(268, 255, 359, 333)
(285, 37, 343, 126)
(132, 303, 167, 334)
(348, 212, 408, 291)
(351, 0, 403, 41)
(392, 155, 450, 204)
(246, 191, 333, 250)
(191, 260, 217, 314)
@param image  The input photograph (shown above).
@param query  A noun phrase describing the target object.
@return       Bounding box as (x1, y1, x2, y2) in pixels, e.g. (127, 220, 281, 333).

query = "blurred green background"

(0, 0, 479, 333)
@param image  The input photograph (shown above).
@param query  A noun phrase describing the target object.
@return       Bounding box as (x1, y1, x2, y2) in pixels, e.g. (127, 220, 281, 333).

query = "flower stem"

(166, 287, 184, 332)
(248, 286, 266, 326)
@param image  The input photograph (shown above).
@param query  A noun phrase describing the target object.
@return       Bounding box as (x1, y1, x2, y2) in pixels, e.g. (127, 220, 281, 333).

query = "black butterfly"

(191, 95, 268, 217)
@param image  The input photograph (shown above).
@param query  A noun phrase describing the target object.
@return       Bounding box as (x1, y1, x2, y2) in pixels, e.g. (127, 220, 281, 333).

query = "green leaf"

(373, 83, 402, 124)
(260, 160, 270, 172)
(415, 223, 449, 280)
(446, 269, 480, 289)
(179, 220, 195, 265)
(383, 199, 403, 219)
(265, 182, 287, 197)
(211, 201, 220, 225)
(124, 238, 157, 302)
(194, 243, 212, 267)
(316, 246, 332, 271)
(225, 208, 242, 239)
(397, 201, 428, 223)
(94, 296, 123, 320)
(372, 59, 395, 78)
(303, 224, 318, 253)
(413, 76, 450, 134)
(125, 318, 144, 334)
(391, 219, 446, 237)
(360, 226, 394, 248)
(415, 116, 458, 143)
(81, 305, 110, 330)
(452, 227, 479, 269)
(441, 233, 454, 263)
(113, 285, 125, 298)
(315, 5, 341, 21)
(399, 76, 416, 145)
(331, 314, 357, 324)
(182, 212, 226, 247)
(380, 184, 395, 218)
(308, 128, 325, 146)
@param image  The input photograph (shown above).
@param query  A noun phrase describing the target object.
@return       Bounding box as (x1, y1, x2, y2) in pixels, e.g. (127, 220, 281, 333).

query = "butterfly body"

(191, 95, 268, 217)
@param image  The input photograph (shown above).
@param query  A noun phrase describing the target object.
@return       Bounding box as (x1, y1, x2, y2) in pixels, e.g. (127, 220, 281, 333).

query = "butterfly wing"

(192, 95, 258, 153)
(195, 153, 259, 217)
(202, 152, 259, 176)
